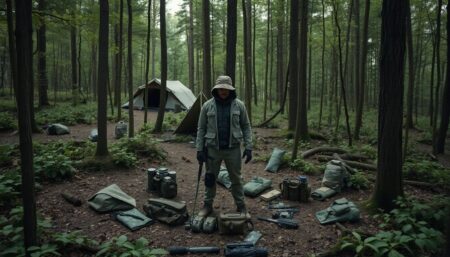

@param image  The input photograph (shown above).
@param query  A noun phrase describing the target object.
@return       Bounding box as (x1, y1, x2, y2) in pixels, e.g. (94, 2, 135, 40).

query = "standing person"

(196, 75, 253, 217)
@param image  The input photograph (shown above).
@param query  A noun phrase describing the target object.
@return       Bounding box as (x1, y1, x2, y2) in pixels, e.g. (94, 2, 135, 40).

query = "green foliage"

(96, 235, 167, 257)
(340, 197, 447, 257)
(51, 230, 98, 254)
(349, 171, 371, 190)
(36, 103, 96, 125)
(0, 99, 16, 113)
(289, 158, 320, 175)
(0, 171, 21, 206)
(0, 112, 17, 131)
(0, 145, 16, 167)
(110, 146, 137, 168)
(403, 158, 450, 190)
(34, 151, 75, 181)
(163, 112, 186, 130)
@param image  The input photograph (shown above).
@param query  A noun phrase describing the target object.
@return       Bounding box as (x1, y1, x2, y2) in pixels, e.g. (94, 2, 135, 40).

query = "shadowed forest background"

(0, 0, 449, 256)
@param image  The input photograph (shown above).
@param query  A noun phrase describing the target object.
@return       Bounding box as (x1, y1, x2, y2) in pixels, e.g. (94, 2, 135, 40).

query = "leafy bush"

(110, 147, 137, 168)
(340, 197, 448, 257)
(349, 171, 371, 190)
(0, 145, 17, 167)
(0, 171, 21, 206)
(36, 103, 96, 125)
(34, 152, 75, 181)
(403, 159, 450, 190)
(96, 235, 167, 257)
(289, 158, 319, 175)
(0, 112, 17, 131)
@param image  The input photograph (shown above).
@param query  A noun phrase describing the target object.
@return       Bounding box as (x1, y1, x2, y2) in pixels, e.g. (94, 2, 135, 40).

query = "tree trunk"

(154, 0, 167, 133)
(90, 41, 97, 101)
(307, 3, 312, 111)
(292, 0, 309, 160)
(15, 0, 37, 253)
(353, 0, 363, 139)
(6, 0, 17, 97)
(276, 1, 285, 112)
(252, 1, 257, 106)
(432, 0, 443, 154)
(225, 0, 237, 84)
(372, 0, 406, 212)
(127, 0, 134, 137)
(403, 0, 414, 160)
(202, 0, 212, 98)
(318, 0, 326, 129)
(151, 0, 157, 78)
(288, 0, 299, 131)
(114, 0, 122, 120)
(333, 0, 353, 146)
(242, 0, 252, 122)
(70, 13, 78, 106)
(96, 0, 109, 157)
(434, 2, 449, 154)
(263, 0, 270, 120)
(37, 0, 49, 107)
(188, 0, 195, 90)
(144, 0, 152, 124)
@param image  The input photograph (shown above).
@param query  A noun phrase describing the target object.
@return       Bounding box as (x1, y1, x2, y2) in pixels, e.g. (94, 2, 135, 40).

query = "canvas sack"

(218, 212, 253, 235)
(143, 198, 188, 226)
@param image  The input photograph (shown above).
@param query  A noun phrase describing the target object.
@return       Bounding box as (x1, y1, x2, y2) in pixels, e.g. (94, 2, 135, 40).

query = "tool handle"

(276, 218, 299, 229)
(168, 246, 220, 255)
(168, 247, 188, 255)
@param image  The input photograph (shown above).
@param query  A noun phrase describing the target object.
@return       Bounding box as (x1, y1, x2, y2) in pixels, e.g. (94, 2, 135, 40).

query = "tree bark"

(242, 0, 252, 122)
(263, 0, 270, 120)
(70, 11, 78, 106)
(127, 0, 134, 137)
(202, 0, 212, 98)
(144, 0, 152, 124)
(15, 0, 37, 253)
(403, 0, 414, 160)
(318, 0, 326, 129)
(188, 0, 195, 91)
(373, 0, 407, 212)
(96, 0, 109, 157)
(252, 1, 257, 106)
(37, 0, 49, 107)
(434, 2, 449, 154)
(276, 1, 285, 112)
(288, 0, 299, 131)
(6, 0, 17, 97)
(225, 0, 237, 84)
(432, 0, 443, 154)
(154, 0, 167, 133)
(353, 0, 363, 139)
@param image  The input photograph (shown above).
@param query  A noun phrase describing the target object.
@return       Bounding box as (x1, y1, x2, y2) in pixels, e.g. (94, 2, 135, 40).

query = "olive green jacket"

(196, 98, 252, 151)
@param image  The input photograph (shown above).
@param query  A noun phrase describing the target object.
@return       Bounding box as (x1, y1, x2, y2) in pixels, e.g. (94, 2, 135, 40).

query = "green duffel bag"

(88, 184, 136, 213)
(111, 208, 154, 231)
(143, 198, 189, 226)
(315, 198, 360, 225)
(218, 212, 253, 235)
(243, 177, 272, 197)
(322, 160, 350, 192)
(265, 148, 286, 173)
(217, 167, 232, 190)
(311, 186, 337, 201)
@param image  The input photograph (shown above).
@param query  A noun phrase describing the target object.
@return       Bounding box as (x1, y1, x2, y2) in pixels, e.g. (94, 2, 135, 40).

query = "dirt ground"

(0, 110, 446, 257)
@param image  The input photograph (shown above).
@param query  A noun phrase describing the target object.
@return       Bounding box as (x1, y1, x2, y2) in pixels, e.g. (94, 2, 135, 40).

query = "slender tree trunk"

(318, 0, 326, 129)
(91, 41, 98, 101)
(403, 0, 414, 160)
(37, 0, 49, 107)
(252, 1, 257, 106)
(15, 0, 37, 253)
(373, 0, 406, 212)
(263, 0, 270, 120)
(432, 0, 443, 154)
(242, 0, 252, 122)
(71, 12, 78, 106)
(276, 1, 285, 112)
(353, 0, 364, 139)
(188, 0, 195, 90)
(292, 0, 310, 160)
(151, 0, 157, 79)
(144, 0, 152, 123)
(154, 0, 167, 133)
(434, 1, 448, 154)
(333, 0, 353, 146)
(113, 0, 122, 120)
(429, 35, 436, 126)
(288, 0, 299, 131)
(269, 14, 274, 111)
(202, 0, 212, 98)
(307, 2, 312, 111)
(127, 0, 134, 137)
(225, 0, 237, 84)
(6, 0, 17, 97)
(96, 0, 109, 157)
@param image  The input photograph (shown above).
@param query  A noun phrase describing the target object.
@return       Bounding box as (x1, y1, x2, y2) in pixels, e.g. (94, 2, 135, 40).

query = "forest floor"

(0, 110, 448, 257)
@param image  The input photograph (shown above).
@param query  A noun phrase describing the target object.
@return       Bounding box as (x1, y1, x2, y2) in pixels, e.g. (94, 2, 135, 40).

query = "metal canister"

(161, 176, 177, 199)
(158, 167, 169, 178)
(298, 176, 310, 203)
(279, 178, 290, 200)
(153, 174, 162, 194)
(147, 168, 157, 192)
(287, 179, 300, 201)
(168, 170, 177, 181)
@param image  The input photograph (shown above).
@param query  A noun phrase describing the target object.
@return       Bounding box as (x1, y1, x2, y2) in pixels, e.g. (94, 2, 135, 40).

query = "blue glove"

(197, 151, 207, 164)
(242, 149, 252, 164)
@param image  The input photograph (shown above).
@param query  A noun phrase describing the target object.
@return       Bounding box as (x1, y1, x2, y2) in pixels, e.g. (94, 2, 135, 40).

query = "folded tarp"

(311, 186, 337, 201)
(244, 177, 272, 197)
(111, 208, 154, 231)
(88, 184, 136, 213)
(315, 198, 360, 225)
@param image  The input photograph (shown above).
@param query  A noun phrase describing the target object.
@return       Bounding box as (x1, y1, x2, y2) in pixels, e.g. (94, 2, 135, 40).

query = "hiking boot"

(198, 204, 212, 217)
(237, 205, 251, 219)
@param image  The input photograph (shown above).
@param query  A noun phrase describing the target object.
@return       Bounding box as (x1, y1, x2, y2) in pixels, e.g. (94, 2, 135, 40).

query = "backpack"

(143, 198, 189, 226)
(322, 160, 350, 192)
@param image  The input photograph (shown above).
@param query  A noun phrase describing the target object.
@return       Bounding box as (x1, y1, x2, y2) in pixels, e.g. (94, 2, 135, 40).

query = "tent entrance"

(147, 88, 160, 108)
